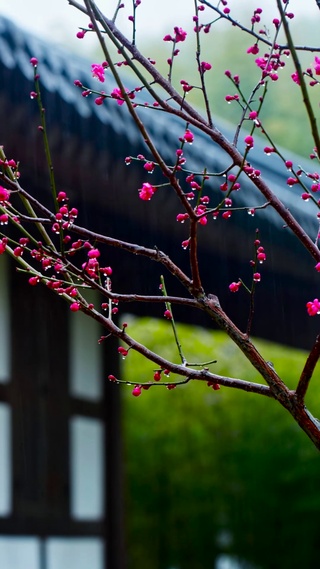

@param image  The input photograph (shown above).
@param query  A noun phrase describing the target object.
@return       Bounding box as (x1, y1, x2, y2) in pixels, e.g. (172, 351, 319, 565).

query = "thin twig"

(199, 1, 320, 53)
(296, 335, 320, 403)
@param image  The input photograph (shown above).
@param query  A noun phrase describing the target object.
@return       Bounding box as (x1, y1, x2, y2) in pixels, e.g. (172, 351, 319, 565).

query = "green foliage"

(123, 317, 320, 569)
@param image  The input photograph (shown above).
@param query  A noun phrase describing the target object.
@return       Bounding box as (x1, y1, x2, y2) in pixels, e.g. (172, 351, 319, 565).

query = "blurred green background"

(123, 317, 320, 569)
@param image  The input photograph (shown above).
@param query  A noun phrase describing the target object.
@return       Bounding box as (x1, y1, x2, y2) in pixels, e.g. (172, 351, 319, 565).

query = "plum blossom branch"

(296, 335, 320, 403)
(276, 0, 320, 155)
(72, 0, 320, 261)
(2, 0, 320, 449)
(74, 300, 273, 397)
(70, 3, 320, 265)
(199, 0, 320, 52)
(112, 372, 274, 397)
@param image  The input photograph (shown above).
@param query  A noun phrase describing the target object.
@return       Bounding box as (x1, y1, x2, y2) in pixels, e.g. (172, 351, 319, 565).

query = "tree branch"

(296, 335, 320, 403)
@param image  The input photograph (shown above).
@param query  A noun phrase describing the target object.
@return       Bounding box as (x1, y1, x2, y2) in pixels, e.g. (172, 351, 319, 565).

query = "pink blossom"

(176, 213, 189, 223)
(291, 71, 300, 85)
(144, 162, 155, 173)
(70, 302, 81, 312)
(118, 346, 128, 357)
(0, 186, 10, 202)
(91, 64, 105, 82)
(225, 94, 239, 102)
(57, 191, 67, 202)
(108, 374, 117, 382)
(138, 182, 156, 201)
(174, 26, 187, 42)
(0, 238, 7, 254)
(100, 266, 113, 276)
(181, 80, 193, 92)
(132, 385, 142, 397)
(154, 371, 162, 381)
(229, 281, 241, 293)
(257, 252, 266, 263)
(88, 248, 100, 258)
(314, 56, 320, 76)
(200, 61, 212, 72)
(111, 87, 135, 105)
(287, 177, 298, 186)
(247, 44, 259, 55)
(244, 135, 254, 148)
(184, 129, 194, 144)
(13, 247, 23, 257)
(306, 298, 320, 316)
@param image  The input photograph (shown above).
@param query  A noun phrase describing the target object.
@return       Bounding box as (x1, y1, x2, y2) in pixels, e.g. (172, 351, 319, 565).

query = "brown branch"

(71, 223, 193, 290)
(296, 335, 320, 403)
(201, 293, 290, 400)
(80, 303, 273, 397)
(116, 374, 274, 397)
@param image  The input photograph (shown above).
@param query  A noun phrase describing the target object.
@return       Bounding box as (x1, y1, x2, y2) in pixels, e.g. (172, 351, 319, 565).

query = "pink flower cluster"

(229, 281, 241, 293)
(0, 186, 10, 202)
(111, 87, 135, 106)
(254, 48, 289, 82)
(138, 182, 156, 201)
(163, 27, 187, 43)
(91, 63, 106, 82)
(306, 299, 320, 316)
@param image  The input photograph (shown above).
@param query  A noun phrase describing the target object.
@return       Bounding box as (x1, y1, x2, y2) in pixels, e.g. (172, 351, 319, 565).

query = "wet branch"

(296, 335, 320, 403)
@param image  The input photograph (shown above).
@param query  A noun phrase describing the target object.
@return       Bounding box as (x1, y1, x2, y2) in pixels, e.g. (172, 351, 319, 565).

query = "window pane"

(70, 417, 105, 520)
(69, 290, 103, 400)
(0, 404, 11, 515)
(0, 256, 10, 382)
(0, 537, 40, 569)
(46, 538, 104, 569)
